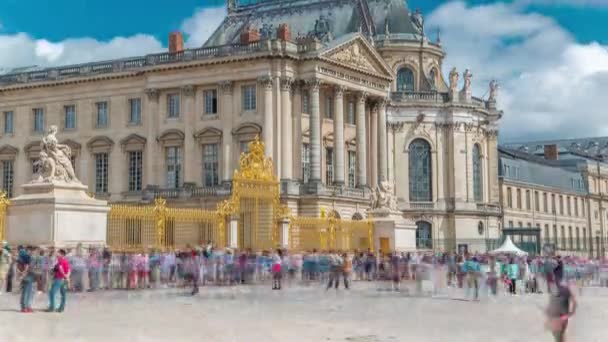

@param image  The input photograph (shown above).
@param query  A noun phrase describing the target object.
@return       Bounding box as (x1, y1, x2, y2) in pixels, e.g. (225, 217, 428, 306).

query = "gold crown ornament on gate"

(233, 135, 276, 182)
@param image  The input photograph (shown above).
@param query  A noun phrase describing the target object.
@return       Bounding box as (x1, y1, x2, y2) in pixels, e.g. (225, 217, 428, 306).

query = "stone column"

(307, 78, 322, 184)
(370, 102, 378, 188)
(219, 81, 234, 183)
(292, 82, 303, 180)
(280, 217, 290, 248)
(259, 76, 274, 158)
(181, 85, 196, 185)
(356, 92, 368, 188)
(333, 86, 346, 186)
(144, 88, 159, 187)
(378, 98, 388, 184)
(280, 77, 293, 180)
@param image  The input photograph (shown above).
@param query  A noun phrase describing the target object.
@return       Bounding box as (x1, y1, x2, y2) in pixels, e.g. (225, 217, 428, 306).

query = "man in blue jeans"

(48, 249, 71, 313)
(16, 247, 34, 313)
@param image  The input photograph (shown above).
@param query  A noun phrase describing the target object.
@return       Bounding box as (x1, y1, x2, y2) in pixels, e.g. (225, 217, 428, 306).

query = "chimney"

(277, 23, 291, 41)
(169, 32, 184, 53)
(544, 144, 558, 161)
(240, 25, 260, 44)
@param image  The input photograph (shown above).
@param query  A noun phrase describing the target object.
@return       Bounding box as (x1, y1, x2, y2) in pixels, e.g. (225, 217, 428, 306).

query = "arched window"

(409, 139, 432, 202)
(416, 221, 432, 249)
(473, 144, 483, 202)
(396, 67, 415, 91)
(429, 69, 436, 88)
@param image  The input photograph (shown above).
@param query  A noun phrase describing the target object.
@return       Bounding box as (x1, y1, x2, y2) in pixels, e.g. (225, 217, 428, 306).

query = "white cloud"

(181, 7, 226, 48)
(0, 7, 225, 70)
(516, 0, 608, 7)
(427, 1, 608, 141)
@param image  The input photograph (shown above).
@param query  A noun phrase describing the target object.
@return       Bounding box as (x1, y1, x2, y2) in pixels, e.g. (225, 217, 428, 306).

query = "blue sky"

(0, 0, 607, 141)
(0, 0, 606, 45)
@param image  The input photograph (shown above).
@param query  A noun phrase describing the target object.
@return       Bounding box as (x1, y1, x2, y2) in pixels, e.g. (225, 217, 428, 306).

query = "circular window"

(478, 221, 484, 236)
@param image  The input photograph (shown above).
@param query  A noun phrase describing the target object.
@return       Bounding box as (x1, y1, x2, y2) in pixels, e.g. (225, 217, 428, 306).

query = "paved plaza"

(0, 282, 606, 342)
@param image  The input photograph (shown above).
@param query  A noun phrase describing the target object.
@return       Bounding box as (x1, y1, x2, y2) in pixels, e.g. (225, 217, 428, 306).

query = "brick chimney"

(277, 23, 291, 41)
(169, 32, 184, 53)
(544, 144, 559, 160)
(240, 25, 260, 44)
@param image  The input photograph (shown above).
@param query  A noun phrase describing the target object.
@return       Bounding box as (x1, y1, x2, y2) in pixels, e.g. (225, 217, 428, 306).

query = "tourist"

(389, 252, 400, 291)
(0, 241, 11, 294)
(17, 246, 34, 313)
(47, 249, 70, 313)
(326, 251, 343, 290)
(464, 255, 481, 301)
(271, 249, 283, 290)
(87, 248, 101, 292)
(507, 258, 519, 295)
(342, 253, 352, 290)
(545, 270, 577, 342)
(102, 247, 112, 290)
(32, 247, 46, 293)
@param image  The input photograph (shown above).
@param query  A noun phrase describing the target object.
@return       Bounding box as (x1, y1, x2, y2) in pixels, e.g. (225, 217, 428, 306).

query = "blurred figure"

(47, 249, 70, 313)
(545, 271, 577, 342)
(0, 241, 11, 294)
(16, 246, 34, 313)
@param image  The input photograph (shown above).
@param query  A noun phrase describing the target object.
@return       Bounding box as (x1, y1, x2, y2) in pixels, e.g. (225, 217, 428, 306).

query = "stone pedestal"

(369, 208, 416, 252)
(6, 182, 110, 247)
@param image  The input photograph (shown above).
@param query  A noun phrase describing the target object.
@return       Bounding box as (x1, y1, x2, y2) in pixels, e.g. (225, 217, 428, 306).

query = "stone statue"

(449, 67, 458, 91)
(489, 79, 498, 101)
(372, 180, 397, 211)
(463, 69, 472, 93)
(309, 14, 333, 42)
(412, 9, 424, 33)
(32, 125, 80, 184)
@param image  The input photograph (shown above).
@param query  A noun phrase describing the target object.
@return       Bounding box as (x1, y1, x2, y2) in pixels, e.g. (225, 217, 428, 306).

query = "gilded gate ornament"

(233, 135, 275, 182)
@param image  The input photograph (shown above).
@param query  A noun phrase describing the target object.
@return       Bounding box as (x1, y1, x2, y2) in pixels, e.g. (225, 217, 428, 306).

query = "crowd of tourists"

(0, 241, 605, 314)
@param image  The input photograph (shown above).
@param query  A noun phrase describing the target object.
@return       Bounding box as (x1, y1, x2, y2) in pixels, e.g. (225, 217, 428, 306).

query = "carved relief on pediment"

(328, 42, 377, 73)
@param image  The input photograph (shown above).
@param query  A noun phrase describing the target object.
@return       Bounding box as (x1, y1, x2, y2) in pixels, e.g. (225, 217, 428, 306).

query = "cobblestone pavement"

(0, 282, 606, 342)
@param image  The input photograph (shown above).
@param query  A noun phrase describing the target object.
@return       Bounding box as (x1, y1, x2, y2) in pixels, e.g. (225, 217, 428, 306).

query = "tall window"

(324, 96, 333, 119)
(551, 194, 556, 214)
(242, 85, 256, 111)
(64, 105, 76, 130)
(582, 200, 585, 217)
(240, 141, 251, 154)
(325, 147, 334, 185)
(507, 187, 513, 208)
(543, 192, 548, 212)
(1, 160, 13, 198)
(472, 144, 483, 202)
(574, 198, 579, 217)
(559, 195, 564, 215)
(516, 189, 522, 209)
(348, 150, 356, 188)
(544, 224, 549, 242)
(415, 221, 432, 249)
(396, 67, 415, 91)
(409, 139, 432, 202)
(302, 91, 310, 114)
(346, 101, 355, 124)
(204, 89, 218, 115)
(525, 190, 531, 210)
(33, 108, 44, 133)
(96, 102, 108, 128)
(302, 144, 310, 183)
(128, 151, 143, 192)
(94, 153, 109, 194)
(167, 94, 180, 118)
(567, 196, 571, 216)
(166, 146, 182, 188)
(583, 228, 587, 250)
(575, 227, 580, 250)
(560, 226, 566, 249)
(3, 111, 13, 134)
(553, 225, 558, 246)
(129, 98, 141, 124)
(202, 144, 219, 187)
(568, 226, 573, 250)
(534, 191, 540, 211)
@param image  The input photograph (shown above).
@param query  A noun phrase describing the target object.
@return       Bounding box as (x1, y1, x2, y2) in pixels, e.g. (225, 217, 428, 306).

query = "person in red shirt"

(47, 249, 70, 313)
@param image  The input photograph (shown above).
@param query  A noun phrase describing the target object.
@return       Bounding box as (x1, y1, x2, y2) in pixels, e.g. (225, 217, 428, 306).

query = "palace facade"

(0, 0, 503, 251)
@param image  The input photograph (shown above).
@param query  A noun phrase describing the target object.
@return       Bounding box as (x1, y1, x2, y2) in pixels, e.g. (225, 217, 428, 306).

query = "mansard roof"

(504, 136, 608, 162)
(205, 0, 423, 47)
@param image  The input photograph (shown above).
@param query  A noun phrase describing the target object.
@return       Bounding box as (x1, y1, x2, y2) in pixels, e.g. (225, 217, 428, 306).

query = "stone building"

(501, 140, 608, 257)
(0, 0, 502, 252)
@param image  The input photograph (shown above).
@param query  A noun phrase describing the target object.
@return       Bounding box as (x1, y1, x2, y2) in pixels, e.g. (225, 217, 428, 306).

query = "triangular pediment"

(320, 34, 394, 79)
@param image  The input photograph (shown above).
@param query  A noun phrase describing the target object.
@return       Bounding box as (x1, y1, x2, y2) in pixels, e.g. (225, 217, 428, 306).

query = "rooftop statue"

(412, 9, 424, 33)
(309, 15, 333, 43)
(463, 69, 473, 92)
(449, 67, 459, 91)
(489, 80, 499, 101)
(32, 125, 80, 185)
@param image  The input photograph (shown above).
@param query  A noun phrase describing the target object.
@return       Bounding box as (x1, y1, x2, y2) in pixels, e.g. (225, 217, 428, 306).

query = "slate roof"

(204, 0, 423, 47)
(498, 146, 587, 194)
(503, 137, 608, 161)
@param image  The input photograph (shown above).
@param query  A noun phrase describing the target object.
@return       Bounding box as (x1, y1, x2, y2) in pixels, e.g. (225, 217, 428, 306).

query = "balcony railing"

(0, 40, 279, 86)
(144, 184, 232, 200)
(409, 202, 434, 210)
(391, 91, 449, 103)
(476, 203, 501, 213)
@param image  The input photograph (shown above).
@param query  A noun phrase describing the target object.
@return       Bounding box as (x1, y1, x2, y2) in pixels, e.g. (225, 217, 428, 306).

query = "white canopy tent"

(489, 236, 528, 256)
